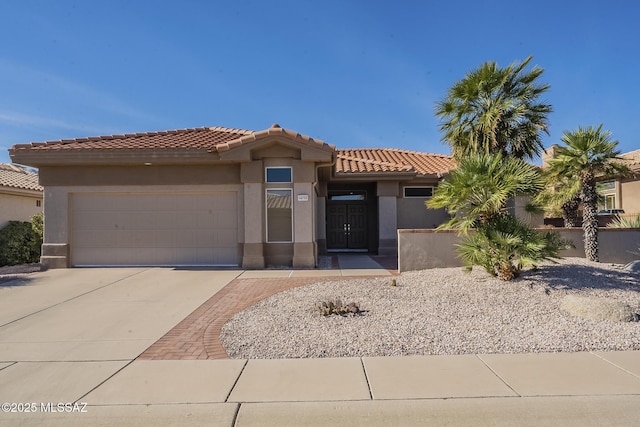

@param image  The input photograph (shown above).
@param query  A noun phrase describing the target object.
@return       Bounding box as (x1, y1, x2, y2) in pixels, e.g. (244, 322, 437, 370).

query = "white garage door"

(71, 192, 238, 266)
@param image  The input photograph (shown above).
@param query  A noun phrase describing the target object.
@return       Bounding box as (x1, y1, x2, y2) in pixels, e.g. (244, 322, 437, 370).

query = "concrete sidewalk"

(1, 265, 639, 426)
(1, 351, 639, 426)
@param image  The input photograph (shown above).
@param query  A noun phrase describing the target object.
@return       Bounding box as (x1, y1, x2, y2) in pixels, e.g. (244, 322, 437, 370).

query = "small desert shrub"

(314, 298, 361, 316)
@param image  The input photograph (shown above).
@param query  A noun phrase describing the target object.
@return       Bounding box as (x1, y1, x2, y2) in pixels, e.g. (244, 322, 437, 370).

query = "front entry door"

(327, 204, 367, 250)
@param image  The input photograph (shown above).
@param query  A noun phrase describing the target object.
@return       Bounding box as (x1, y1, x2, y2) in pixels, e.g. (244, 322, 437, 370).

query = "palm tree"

(435, 56, 551, 161)
(536, 171, 581, 227)
(428, 153, 566, 280)
(429, 153, 545, 232)
(546, 125, 629, 262)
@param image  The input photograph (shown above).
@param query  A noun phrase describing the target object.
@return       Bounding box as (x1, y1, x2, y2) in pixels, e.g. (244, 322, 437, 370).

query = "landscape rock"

(623, 260, 640, 273)
(561, 295, 638, 322)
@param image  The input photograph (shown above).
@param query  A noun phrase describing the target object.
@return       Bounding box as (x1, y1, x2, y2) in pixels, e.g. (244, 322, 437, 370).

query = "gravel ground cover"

(221, 258, 640, 358)
(0, 263, 43, 285)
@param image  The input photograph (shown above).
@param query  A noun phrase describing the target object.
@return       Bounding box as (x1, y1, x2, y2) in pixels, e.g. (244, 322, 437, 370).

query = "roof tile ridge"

(207, 126, 254, 135)
(337, 147, 452, 157)
(0, 163, 31, 173)
(336, 152, 413, 170)
(381, 148, 454, 158)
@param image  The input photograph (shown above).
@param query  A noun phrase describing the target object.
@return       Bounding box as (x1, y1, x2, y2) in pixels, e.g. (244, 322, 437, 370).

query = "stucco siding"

(0, 192, 42, 229)
(620, 179, 640, 214)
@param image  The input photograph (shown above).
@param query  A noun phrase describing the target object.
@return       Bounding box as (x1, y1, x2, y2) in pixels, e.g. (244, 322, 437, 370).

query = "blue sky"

(1, 0, 638, 165)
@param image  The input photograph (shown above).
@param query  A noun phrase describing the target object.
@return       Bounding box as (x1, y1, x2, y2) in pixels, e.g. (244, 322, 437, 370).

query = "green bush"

(0, 216, 43, 266)
(457, 214, 572, 280)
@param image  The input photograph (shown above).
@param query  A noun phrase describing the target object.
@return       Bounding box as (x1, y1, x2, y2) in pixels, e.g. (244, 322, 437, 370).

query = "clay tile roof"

(336, 148, 455, 176)
(0, 164, 42, 192)
(10, 127, 254, 152)
(213, 123, 334, 152)
(620, 149, 640, 170)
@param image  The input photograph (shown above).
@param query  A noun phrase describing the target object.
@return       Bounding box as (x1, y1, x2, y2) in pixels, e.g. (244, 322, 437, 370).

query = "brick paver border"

(138, 255, 397, 360)
(138, 276, 352, 360)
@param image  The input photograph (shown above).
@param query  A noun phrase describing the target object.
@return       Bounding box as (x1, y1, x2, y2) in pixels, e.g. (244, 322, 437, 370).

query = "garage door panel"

(71, 192, 239, 266)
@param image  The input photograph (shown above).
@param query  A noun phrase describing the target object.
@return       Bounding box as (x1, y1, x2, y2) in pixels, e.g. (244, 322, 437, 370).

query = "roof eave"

(0, 186, 42, 196)
(9, 149, 223, 167)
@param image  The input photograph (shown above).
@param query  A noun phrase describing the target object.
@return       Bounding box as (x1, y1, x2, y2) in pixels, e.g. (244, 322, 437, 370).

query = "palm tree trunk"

(562, 196, 580, 227)
(581, 173, 599, 262)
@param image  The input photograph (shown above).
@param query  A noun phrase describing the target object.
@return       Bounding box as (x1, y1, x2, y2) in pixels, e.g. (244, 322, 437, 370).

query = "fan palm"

(536, 169, 581, 227)
(428, 153, 545, 232)
(435, 56, 551, 161)
(428, 153, 566, 279)
(546, 125, 629, 261)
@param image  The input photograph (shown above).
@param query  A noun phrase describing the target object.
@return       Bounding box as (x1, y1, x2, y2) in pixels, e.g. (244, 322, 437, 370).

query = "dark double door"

(326, 203, 367, 250)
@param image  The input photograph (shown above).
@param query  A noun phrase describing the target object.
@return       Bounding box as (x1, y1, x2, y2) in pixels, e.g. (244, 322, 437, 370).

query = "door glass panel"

(328, 191, 366, 201)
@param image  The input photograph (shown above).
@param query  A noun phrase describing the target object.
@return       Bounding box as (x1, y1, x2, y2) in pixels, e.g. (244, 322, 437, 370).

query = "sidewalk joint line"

(0, 361, 17, 371)
(74, 358, 136, 403)
(231, 402, 242, 427)
(360, 358, 374, 400)
(590, 351, 640, 380)
(475, 354, 521, 397)
(0, 268, 151, 329)
(225, 359, 249, 403)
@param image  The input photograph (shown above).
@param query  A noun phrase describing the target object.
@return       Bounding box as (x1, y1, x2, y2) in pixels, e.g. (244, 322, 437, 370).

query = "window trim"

(403, 186, 434, 198)
(265, 188, 294, 243)
(265, 166, 292, 183)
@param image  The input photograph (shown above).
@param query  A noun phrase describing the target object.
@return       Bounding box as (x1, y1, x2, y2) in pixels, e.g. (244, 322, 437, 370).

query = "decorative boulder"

(623, 260, 640, 273)
(561, 295, 638, 322)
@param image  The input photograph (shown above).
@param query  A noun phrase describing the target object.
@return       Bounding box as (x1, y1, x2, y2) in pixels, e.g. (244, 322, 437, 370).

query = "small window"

(404, 187, 433, 198)
(328, 191, 366, 201)
(266, 167, 292, 183)
(597, 181, 616, 192)
(36, 200, 42, 207)
(266, 189, 293, 242)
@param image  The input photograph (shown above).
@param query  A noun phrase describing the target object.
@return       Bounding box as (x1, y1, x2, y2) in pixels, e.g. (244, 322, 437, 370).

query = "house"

(9, 124, 455, 269)
(541, 146, 640, 222)
(0, 163, 43, 230)
(599, 149, 640, 214)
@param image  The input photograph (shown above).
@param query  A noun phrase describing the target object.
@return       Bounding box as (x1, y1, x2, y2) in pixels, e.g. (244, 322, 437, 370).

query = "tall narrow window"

(266, 189, 293, 242)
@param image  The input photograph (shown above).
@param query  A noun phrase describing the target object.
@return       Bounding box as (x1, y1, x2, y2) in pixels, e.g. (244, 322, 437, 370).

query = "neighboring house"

(9, 124, 455, 269)
(600, 149, 640, 214)
(0, 163, 43, 230)
(541, 146, 640, 218)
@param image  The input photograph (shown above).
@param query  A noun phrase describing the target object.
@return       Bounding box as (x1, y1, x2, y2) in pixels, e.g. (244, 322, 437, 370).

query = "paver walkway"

(138, 276, 327, 360)
(139, 254, 397, 360)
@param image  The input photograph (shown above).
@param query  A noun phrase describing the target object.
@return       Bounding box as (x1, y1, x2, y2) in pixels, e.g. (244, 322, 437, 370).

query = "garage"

(70, 192, 239, 266)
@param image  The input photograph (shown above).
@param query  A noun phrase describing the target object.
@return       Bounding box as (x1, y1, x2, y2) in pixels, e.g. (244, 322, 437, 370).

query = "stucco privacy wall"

(398, 228, 640, 272)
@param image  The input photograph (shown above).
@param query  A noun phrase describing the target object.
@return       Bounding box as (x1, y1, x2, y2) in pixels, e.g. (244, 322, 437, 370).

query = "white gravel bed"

(221, 258, 640, 358)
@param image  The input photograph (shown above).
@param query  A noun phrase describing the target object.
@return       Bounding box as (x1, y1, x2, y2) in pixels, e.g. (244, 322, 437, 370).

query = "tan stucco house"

(9, 124, 454, 269)
(0, 163, 43, 230)
(542, 146, 640, 218)
(599, 149, 640, 215)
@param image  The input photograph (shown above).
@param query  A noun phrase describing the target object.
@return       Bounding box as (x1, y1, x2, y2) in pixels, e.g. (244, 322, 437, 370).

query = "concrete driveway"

(0, 268, 240, 404)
